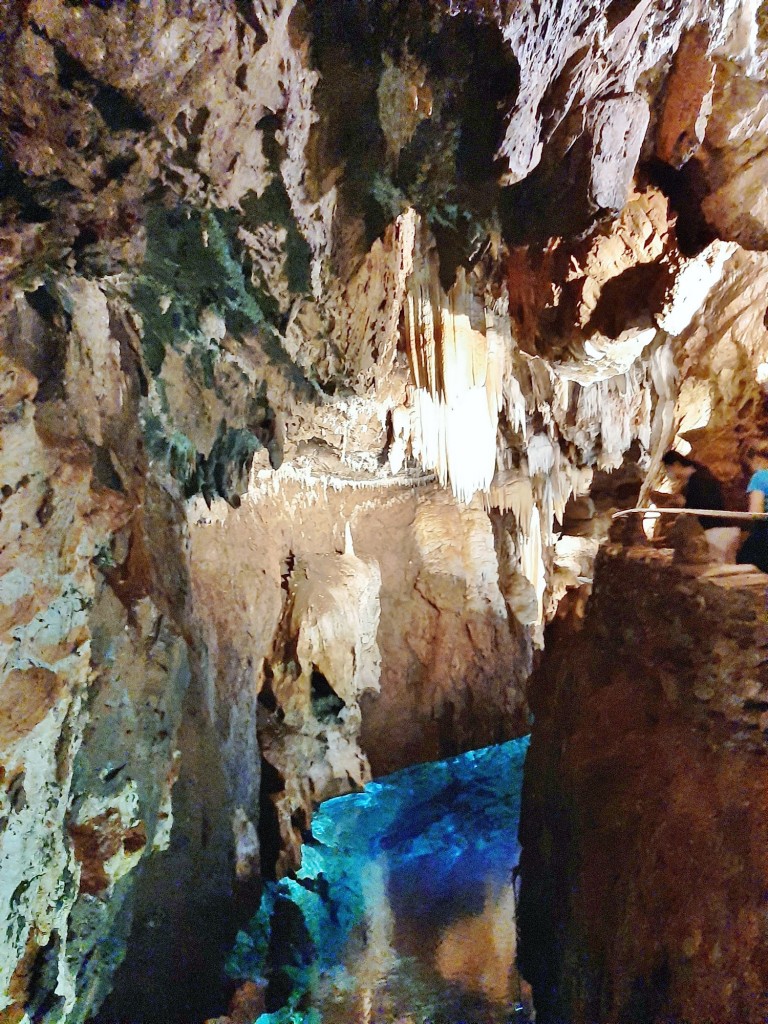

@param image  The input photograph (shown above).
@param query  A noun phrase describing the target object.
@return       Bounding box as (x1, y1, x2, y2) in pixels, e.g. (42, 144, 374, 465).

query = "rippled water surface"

(228, 736, 532, 1023)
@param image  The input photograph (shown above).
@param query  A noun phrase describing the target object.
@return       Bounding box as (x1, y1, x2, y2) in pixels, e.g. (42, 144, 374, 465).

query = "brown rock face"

(69, 812, 148, 898)
(519, 547, 768, 1024)
(187, 476, 529, 877)
(0, 667, 65, 748)
(656, 26, 715, 170)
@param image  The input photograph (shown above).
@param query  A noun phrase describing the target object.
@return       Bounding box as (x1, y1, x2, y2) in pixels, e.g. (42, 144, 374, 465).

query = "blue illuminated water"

(228, 736, 531, 1023)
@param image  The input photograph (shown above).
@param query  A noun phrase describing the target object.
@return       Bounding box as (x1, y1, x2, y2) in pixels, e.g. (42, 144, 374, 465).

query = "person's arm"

(648, 489, 685, 507)
(749, 489, 765, 514)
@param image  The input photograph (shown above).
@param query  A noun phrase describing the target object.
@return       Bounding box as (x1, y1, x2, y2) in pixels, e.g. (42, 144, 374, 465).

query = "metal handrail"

(612, 507, 768, 521)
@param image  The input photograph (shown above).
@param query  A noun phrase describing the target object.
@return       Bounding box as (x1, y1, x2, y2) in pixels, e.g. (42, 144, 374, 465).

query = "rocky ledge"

(519, 546, 768, 1024)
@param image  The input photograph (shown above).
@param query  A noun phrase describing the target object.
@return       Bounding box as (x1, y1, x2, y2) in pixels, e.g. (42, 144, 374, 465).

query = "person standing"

(736, 446, 768, 572)
(661, 451, 726, 528)
(660, 451, 737, 561)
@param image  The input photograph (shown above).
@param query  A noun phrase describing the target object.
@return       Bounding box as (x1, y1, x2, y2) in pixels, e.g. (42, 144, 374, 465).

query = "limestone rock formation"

(0, 0, 767, 1019)
(519, 547, 768, 1024)
(0, 316, 191, 1023)
(189, 472, 530, 882)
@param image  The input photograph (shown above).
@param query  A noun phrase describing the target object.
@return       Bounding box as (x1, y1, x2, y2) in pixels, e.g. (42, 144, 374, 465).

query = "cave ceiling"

(2, 0, 767, 512)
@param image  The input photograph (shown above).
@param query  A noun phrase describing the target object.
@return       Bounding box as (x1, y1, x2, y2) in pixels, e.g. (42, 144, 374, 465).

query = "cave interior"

(2, 1, 768, 1022)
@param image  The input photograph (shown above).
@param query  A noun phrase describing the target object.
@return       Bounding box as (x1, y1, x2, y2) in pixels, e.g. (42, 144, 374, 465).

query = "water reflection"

(227, 737, 533, 1023)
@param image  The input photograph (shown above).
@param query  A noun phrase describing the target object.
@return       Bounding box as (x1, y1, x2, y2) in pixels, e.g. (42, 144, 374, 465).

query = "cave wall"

(188, 473, 532, 872)
(0, 296, 196, 1021)
(519, 547, 768, 1024)
(1, 0, 768, 1019)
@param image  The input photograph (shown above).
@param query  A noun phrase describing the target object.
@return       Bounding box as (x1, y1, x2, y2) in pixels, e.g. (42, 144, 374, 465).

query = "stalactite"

(404, 259, 504, 503)
(518, 505, 545, 628)
(485, 473, 533, 523)
(397, 221, 683, 626)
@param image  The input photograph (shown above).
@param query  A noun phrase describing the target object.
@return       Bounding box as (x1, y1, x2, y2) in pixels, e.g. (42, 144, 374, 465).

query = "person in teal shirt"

(736, 447, 768, 571)
(747, 468, 768, 508)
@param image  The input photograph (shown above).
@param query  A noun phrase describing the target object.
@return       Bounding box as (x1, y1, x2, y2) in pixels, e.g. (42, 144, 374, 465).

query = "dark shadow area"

(499, 121, 596, 247)
(258, 756, 285, 883)
(303, 0, 519, 288)
(45, 28, 153, 133)
(620, 958, 672, 1024)
(642, 157, 717, 256)
(91, 678, 259, 1024)
(310, 668, 345, 721)
(587, 260, 672, 338)
(604, 0, 647, 30)
(4, 289, 68, 403)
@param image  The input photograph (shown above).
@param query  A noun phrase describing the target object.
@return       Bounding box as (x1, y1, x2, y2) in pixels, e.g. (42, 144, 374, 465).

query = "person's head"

(745, 444, 768, 471)
(662, 450, 696, 483)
